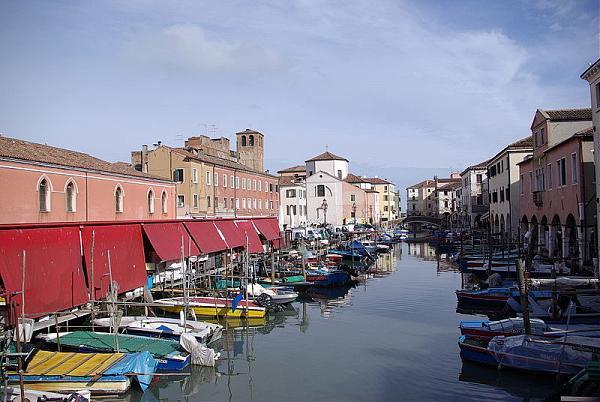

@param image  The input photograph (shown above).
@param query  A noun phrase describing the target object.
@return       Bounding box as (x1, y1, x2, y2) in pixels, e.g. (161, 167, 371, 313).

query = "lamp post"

(321, 199, 328, 226)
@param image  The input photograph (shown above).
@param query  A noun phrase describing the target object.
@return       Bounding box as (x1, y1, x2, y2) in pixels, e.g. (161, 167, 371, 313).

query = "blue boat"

(458, 335, 496, 366)
(306, 269, 351, 287)
(328, 249, 363, 261)
(349, 240, 375, 260)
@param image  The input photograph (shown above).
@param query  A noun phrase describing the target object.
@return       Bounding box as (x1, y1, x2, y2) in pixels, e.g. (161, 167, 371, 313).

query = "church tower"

(236, 129, 264, 172)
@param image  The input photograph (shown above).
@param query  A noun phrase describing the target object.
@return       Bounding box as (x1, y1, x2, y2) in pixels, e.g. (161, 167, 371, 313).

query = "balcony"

(533, 190, 543, 206)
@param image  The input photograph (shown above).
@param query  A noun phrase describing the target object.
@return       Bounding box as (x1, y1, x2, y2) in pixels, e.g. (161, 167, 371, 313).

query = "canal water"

(131, 243, 563, 401)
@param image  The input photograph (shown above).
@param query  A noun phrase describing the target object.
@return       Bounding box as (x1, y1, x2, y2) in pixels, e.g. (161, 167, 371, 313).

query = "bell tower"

(236, 129, 264, 172)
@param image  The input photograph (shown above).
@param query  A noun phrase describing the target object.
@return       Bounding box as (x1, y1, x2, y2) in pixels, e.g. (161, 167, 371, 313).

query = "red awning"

(184, 221, 228, 254)
(142, 223, 200, 261)
(0, 227, 89, 320)
(213, 220, 245, 249)
(235, 220, 264, 254)
(252, 218, 281, 241)
(82, 225, 147, 300)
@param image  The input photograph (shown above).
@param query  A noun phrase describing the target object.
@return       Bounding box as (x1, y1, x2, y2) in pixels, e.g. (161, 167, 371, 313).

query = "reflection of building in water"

(408, 242, 437, 260)
(369, 244, 402, 273)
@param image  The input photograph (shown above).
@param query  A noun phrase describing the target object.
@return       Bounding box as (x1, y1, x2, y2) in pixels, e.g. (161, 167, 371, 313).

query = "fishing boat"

(37, 331, 190, 371)
(92, 316, 223, 344)
(507, 294, 600, 324)
(361, 240, 390, 253)
(154, 296, 267, 318)
(459, 318, 551, 340)
(7, 349, 156, 394)
(246, 283, 298, 304)
(458, 335, 497, 366)
(489, 335, 600, 376)
(305, 269, 351, 287)
(455, 287, 552, 306)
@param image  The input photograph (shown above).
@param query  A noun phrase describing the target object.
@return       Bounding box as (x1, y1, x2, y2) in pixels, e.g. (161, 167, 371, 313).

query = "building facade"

(581, 59, 600, 271)
(0, 136, 176, 224)
(459, 162, 489, 229)
(487, 137, 533, 239)
(406, 179, 435, 216)
(278, 165, 308, 229)
(518, 108, 593, 268)
(132, 130, 279, 219)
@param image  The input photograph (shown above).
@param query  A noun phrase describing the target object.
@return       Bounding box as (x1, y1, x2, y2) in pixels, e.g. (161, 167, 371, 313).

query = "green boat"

(37, 331, 190, 371)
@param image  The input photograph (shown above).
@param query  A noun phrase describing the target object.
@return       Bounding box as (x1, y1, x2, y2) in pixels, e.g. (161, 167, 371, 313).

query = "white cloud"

(127, 24, 282, 73)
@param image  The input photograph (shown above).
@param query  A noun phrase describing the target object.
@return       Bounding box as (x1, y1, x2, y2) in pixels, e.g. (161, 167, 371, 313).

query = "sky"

(0, 0, 598, 205)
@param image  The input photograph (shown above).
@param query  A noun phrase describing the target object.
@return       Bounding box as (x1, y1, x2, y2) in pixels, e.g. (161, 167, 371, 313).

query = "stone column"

(562, 225, 569, 260)
(538, 225, 545, 252)
(549, 225, 556, 257)
(577, 225, 585, 266)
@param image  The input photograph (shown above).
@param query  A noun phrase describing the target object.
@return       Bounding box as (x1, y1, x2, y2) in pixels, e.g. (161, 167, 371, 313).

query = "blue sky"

(0, 0, 598, 201)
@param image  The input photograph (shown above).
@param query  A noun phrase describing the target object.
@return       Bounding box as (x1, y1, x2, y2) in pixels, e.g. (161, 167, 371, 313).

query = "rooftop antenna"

(325, 144, 329, 152)
(208, 124, 217, 137)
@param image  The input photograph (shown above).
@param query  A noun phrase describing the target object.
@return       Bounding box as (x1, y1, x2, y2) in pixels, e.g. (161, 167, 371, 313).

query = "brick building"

(132, 129, 279, 218)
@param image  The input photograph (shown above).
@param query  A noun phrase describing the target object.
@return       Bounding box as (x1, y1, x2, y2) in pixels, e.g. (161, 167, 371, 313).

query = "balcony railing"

(533, 190, 543, 206)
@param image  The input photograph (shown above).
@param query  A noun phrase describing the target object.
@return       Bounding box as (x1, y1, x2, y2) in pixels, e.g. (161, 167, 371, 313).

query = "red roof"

(81, 225, 148, 301)
(214, 220, 245, 249)
(0, 227, 89, 321)
(252, 218, 281, 241)
(142, 222, 200, 261)
(184, 221, 228, 254)
(235, 220, 264, 254)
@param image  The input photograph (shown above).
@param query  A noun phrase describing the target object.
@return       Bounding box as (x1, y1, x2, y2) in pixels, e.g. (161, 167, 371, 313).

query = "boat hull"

(458, 336, 496, 366)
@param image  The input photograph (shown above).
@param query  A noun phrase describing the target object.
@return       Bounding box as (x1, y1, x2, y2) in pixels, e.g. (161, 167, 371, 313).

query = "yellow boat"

(155, 296, 267, 318)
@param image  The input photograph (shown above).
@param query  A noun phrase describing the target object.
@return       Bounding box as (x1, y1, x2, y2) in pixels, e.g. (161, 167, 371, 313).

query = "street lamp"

(321, 199, 328, 226)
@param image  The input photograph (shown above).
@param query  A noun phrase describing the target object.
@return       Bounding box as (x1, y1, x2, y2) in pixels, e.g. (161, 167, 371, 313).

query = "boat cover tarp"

(0, 227, 89, 320)
(252, 218, 280, 241)
(142, 222, 200, 261)
(214, 220, 245, 249)
(489, 335, 600, 375)
(180, 333, 218, 367)
(104, 351, 157, 391)
(184, 221, 228, 254)
(46, 331, 181, 357)
(485, 318, 548, 334)
(235, 220, 264, 254)
(81, 225, 147, 300)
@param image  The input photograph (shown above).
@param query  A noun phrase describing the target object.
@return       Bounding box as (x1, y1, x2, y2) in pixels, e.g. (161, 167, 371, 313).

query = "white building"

(278, 165, 308, 229)
(486, 136, 533, 239)
(460, 161, 489, 229)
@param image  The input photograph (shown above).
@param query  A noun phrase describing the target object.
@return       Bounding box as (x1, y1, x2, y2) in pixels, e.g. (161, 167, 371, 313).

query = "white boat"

(92, 316, 223, 344)
(2, 387, 91, 401)
(247, 283, 298, 304)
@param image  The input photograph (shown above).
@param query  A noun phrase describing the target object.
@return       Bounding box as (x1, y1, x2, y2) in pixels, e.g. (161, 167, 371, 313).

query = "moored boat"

(37, 331, 190, 371)
(247, 283, 298, 304)
(458, 335, 496, 366)
(92, 316, 223, 344)
(154, 296, 267, 318)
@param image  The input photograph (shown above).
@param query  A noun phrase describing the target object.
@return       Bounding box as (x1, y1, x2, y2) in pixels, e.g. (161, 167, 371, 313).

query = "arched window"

(66, 181, 76, 212)
(147, 189, 155, 214)
(161, 191, 168, 214)
(249, 135, 254, 146)
(241, 135, 247, 146)
(39, 178, 50, 212)
(115, 186, 123, 213)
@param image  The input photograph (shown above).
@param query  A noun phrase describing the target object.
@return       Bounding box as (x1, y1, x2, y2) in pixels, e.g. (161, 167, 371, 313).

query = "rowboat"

(459, 318, 551, 340)
(37, 331, 190, 371)
(92, 316, 223, 344)
(7, 349, 156, 394)
(458, 335, 496, 366)
(489, 335, 600, 375)
(154, 296, 267, 318)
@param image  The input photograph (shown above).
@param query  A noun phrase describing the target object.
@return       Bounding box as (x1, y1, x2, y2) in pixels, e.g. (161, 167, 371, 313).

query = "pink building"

(518, 108, 594, 268)
(0, 136, 176, 224)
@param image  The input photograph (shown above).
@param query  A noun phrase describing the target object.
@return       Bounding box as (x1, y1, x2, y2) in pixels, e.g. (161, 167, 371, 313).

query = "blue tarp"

(105, 351, 158, 391)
